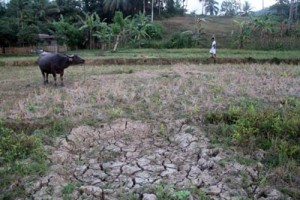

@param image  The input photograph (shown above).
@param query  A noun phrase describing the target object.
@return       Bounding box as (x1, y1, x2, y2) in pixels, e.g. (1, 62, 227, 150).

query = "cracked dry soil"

(26, 119, 287, 200)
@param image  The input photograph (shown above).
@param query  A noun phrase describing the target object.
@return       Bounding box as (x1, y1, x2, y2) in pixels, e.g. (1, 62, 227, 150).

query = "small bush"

(166, 32, 195, 48)
(0, 124, 44, 164)
(0, 121, 46, 199)
(145, 23, 163, 39)
(204, 98, 300, 164)
(204, 98, 300, 198)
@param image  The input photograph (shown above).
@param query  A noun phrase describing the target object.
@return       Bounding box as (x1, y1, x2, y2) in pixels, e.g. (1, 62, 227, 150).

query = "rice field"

(0, 61, 299, 199)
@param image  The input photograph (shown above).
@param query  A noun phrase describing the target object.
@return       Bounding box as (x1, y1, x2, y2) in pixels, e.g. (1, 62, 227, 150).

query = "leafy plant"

(172, 190, 190, 200)
(204, 98, 300, 198)
(0, 121, 46, 199)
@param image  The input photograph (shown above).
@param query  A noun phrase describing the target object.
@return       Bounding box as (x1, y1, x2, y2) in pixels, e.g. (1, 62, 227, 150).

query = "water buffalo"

(38, 52, 85, 86)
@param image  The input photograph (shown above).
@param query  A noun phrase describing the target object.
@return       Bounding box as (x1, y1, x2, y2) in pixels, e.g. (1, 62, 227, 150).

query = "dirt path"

(26, 119, 286, 200)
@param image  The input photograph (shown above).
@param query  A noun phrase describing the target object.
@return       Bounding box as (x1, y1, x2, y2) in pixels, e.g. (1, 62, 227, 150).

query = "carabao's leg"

(53, 73, 57, 86)
(60, 72, 64, 87)
(41, 71, 46, 84)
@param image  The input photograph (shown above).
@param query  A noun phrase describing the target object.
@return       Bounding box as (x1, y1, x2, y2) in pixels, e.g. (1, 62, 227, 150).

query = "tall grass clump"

(205, 98, 300, 163)
(204, 97, 300, 198)
(0, 121, 46, 199)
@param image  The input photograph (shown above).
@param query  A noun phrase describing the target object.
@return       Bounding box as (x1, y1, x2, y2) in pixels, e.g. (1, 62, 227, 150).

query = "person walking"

(210, 36, 216, 63)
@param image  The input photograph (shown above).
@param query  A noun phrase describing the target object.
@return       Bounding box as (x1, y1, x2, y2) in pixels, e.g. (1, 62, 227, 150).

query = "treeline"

(0, 0, 185, 49)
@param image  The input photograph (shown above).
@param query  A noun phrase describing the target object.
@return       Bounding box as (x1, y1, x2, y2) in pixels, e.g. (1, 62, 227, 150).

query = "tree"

(32, 0, 60, 22)
(56, 0, 83, 22)
(103, 0, 130, 12)
(17, 24, 40, 46)
(6, 0, 33, 29)
(270, 0, 289, 16)
(110, 11, 130, 52)
(129, 12, 151, 47)
(198, 0, 208, 15)
(251, 16, 274, 38)
(79, 12, 102, 49)
(0, 17, 18, 52)
(232, 20, 251, 48)
(287, 0, 295, 30)
(243, 1, 253, 16)
(221, 0, 240, 16)
(93, 22, 113, 50)
(52, 17, 84, 49)
(204, 0, 219, 15)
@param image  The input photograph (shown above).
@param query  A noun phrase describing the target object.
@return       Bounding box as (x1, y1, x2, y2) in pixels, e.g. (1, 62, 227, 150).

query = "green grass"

(204, 97, 300, 198)
(1, 49, 300, 63)
(66, 48, 300, 59)
(0, 122, 47, 199)
(154, 184, 209, 200)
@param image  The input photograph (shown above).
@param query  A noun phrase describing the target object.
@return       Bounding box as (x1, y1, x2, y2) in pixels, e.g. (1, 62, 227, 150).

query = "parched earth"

(26, 119, 287, 200)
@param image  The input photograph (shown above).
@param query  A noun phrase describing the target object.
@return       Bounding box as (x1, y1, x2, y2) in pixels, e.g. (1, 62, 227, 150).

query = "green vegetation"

(154, 184, 209, 200)
(1, 49, 300, 64)
(0, 121, 47, 199)
(204, 97, 300, 198)
(1, 0, 300, 52)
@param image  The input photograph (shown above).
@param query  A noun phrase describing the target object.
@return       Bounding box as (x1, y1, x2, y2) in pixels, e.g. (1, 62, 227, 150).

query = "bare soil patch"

(27, 119, 285, 199)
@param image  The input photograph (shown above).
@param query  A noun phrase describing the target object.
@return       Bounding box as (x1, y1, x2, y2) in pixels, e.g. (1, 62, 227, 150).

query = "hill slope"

(157, 15, 247, 47)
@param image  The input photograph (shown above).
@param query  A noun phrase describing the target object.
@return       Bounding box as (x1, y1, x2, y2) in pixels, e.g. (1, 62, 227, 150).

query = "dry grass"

(1, 63, 299, 123)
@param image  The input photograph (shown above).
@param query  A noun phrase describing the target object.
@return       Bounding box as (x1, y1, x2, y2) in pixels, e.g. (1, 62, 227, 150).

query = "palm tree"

(288, 0, 294, 30)
(79, 12, 101, 49)
(32, 0, 59, 21)
(103, 0, 130, 12)
(130, 12, 151, 47)
(233, 20, 251, 48)
(198, 0, 208, 14)
(110, 11, 130, 52)
(243, 1, 252, 16)
(205, 0, 219, 15)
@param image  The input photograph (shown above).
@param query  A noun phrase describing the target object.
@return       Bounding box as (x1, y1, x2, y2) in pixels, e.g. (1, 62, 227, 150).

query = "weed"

(155, 184, 173, 199)
(26, 103, 36, 112)
(204, 98, 300, 198)
(62, 182, 78, 199)
(172, 190, 191, 200)
(102, 68, 134, 75)
(62, 182, 76, 194)
(235, 156, 256, 166)
(190, 187, 210, 200)
(192, 104, 199, 115)
(0, 122, 46, 199)
(108, 107, 124, 119)
(160, 123, 168, 138)
(118, 192, 139, 200)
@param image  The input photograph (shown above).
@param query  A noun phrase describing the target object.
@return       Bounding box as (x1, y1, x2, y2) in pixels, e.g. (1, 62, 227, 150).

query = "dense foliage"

(0, 0, 300, 50)
(0, 0, 185, 49)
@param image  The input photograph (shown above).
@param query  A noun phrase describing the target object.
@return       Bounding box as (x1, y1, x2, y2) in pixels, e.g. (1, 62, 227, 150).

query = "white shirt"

(210, 40, 216, 54)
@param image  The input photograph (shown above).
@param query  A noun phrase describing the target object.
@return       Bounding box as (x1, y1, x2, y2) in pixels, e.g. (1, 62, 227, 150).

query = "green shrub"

(140, 40, 167, 49)
(0, 121, 46, 199)
(0, 124, 44, 164)
(145, 23, 163, 39)
(166, 32, 195, 48)
(204, 98, 300, 164)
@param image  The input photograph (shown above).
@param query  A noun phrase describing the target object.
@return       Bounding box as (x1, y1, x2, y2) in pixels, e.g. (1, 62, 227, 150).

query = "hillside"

(156, 15, 249, 48)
